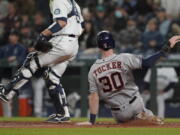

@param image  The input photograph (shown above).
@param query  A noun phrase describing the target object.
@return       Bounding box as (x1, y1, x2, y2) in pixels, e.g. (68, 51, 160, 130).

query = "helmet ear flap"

(97, 31, 115, 50)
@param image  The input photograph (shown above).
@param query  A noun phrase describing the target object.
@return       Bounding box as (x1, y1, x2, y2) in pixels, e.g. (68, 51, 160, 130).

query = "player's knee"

(21, 68, 33, 78)
(23, 52, 41, 74)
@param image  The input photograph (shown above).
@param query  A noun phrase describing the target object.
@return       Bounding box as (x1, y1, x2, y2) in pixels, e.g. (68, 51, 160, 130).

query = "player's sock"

(63, 106, 70, 117)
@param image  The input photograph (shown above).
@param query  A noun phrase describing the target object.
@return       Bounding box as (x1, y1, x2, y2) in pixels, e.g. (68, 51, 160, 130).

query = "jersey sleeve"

(88, 68, 98, 93)
(51, 0, 69, 20)
(122, 53, 142, 69)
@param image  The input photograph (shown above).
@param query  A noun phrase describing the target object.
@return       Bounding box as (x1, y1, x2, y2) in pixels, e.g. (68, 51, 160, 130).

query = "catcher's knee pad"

(43, 67, 61, 89)
(22, 52, 41, 74)
(18, 52, 41, 80)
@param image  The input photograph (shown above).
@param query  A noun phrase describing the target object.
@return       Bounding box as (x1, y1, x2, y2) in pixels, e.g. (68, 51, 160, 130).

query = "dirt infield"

(0, 120, 180, 128)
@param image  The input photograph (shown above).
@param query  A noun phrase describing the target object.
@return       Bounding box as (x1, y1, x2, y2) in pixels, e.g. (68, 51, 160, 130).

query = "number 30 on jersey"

(98, 72, 124, 92)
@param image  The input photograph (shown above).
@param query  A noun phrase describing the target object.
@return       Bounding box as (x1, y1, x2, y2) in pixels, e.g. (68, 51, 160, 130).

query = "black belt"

(52, 34, 77, 38)
(68, 34, 76, 38)
(111, 96, 137, 111)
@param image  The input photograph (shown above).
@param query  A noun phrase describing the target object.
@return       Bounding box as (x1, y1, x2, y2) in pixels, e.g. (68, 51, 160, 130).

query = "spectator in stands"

(1, 2, 19, 44)
(141, 18, 164, 53)
(20, 24, 36, 48)
(0, 0, 9, 19)
(79, 21, 96, 50)
(112, 5, 128, 32)
(34, 12, 49, 33)
(135, 0, 154, 15)
(0, 30, 27, 117)
(122, 0, 138, 15)
(93, 5, 106, 32)
(155, 8, 172, 37)
(115, 17, 142, 53)
(82, 8, 93, 22)
(21, 14, 31, 27)
(0, 20, 5, 46)
(0, 30, 27, 65)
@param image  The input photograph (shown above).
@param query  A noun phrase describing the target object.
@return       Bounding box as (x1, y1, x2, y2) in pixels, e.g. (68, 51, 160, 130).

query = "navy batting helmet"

(97, 31, 115, 51)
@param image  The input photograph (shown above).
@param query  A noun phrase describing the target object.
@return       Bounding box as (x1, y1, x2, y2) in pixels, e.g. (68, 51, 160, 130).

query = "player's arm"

(89, 92, 99, 124)
(76, 69, 99, 126)
(76, 92, 99, 126)
(41, 19, 67, 37)
(41, 0, 68, 37)
(34, 1, 68, 52)
(142, 36, 180, 68)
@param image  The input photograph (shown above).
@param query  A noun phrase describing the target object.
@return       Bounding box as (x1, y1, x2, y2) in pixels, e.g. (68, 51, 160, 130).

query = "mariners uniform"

(0, 0, 84, 123)
(88, 53, 154, 122)
(39, 0, 84, 75)
(142, 67, 178, 118)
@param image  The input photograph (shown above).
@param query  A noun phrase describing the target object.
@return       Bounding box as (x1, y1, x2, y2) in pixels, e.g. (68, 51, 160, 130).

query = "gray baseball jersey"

(88, 53, 142, 108)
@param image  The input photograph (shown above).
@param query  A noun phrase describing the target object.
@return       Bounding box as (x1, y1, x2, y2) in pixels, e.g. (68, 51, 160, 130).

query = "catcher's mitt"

(34, 34, 53, 53)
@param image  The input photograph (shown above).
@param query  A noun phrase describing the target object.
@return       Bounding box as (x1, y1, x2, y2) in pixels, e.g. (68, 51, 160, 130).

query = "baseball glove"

(34, 34, 53, 53)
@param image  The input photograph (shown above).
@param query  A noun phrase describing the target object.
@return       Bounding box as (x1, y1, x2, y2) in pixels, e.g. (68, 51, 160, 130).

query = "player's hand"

(169, 35, 180, 48)
(76, 121, 93, 126)
(34, 34, 52, 53)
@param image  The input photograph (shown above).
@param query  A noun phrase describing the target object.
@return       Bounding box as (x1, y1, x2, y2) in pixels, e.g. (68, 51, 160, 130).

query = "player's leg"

(157, 90, 174, 118)
(0, 51, 62, 102)
(43, 61, 70, 123)
(134, 92, 164, 124)
(0, 52, 41, 102)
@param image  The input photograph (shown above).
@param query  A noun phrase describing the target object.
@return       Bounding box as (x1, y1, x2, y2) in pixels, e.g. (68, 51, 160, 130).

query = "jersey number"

(98, 72, 124, 93)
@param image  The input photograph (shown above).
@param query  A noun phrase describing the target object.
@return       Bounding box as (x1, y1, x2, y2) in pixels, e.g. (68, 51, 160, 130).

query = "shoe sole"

(0, 95, 9, 103)
(59, 120, 71, 123)
(44, 118, 71, 124)
(44, 120, 71, 124)
(44, 121, 60, 124)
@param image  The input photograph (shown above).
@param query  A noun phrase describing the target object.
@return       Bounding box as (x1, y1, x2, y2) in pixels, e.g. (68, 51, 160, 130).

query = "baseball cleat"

(0, 85, 9, 103)
(149, 116, 164, 125)
(45, 114, 70, 123)
(136, 112, 164, 125)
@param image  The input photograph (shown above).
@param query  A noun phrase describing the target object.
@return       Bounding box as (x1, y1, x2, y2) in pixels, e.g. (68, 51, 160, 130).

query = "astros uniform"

(88, 53, 153, 122)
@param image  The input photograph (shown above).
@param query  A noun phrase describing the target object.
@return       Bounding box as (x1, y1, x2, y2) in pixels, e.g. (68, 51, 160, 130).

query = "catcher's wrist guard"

(34, 34, 53, 53)
(160, 41, 171, 55)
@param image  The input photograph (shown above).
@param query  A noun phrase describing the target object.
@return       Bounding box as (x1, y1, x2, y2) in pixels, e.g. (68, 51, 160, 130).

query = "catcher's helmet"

(97, 31, 115, 51)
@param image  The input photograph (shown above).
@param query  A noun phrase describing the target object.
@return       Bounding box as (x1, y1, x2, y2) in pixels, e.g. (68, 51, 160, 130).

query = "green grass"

(0, 117, 113, 122)
(1, 128, 180, 135)
(0, 117, 180, 135)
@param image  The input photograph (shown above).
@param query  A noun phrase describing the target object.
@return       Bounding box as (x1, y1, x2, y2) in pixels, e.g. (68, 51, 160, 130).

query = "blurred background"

(0, 0, 180, 119)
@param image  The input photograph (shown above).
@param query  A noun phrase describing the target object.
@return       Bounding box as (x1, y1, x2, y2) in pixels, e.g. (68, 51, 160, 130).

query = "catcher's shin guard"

(44, 67, 69, 116)
(4, 52, 41, 95)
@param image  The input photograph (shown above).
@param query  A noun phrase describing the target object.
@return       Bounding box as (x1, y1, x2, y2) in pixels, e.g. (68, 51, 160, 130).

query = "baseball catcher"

(0, 0, 84, 123)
